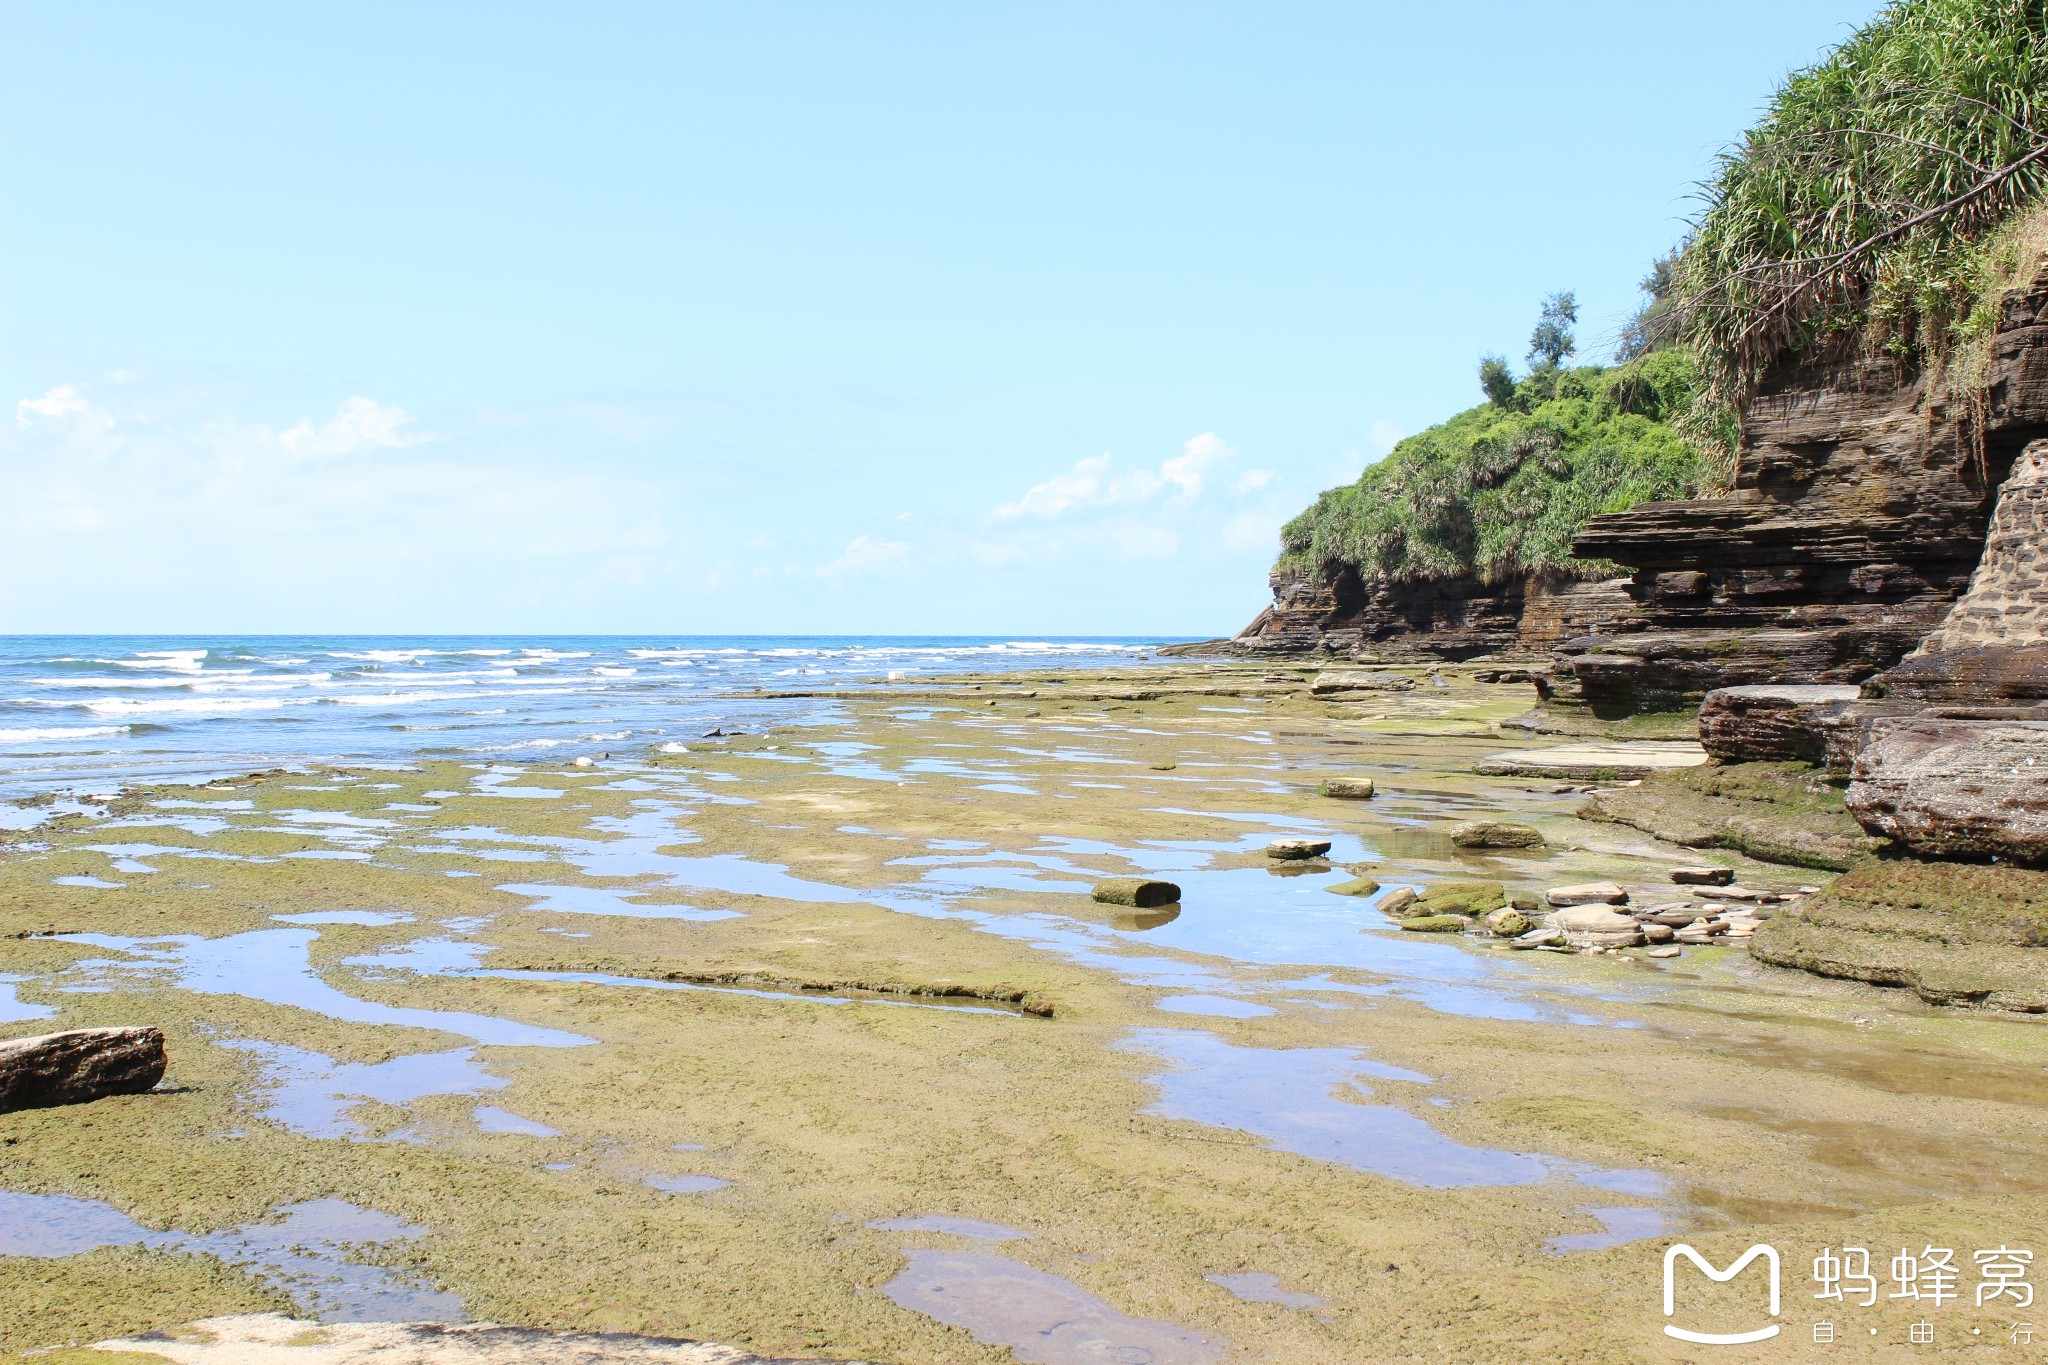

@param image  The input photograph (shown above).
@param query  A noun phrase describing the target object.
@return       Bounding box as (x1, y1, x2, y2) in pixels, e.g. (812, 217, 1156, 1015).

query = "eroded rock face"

(1551, 268, 2048, 715)
(1847, 718, 2048, 862)
(1697, 685, 1863, 763)
(0, 1026, 165, 1113)
(1223, 566, 1630, 660)
(1917, 441, 2048, 653)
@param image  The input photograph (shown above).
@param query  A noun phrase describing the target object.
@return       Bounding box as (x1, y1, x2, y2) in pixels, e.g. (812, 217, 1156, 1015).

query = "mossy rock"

(1749, 856, 2048, 1010)
(1483, 908, 1534, 937)
(1400, 914, 1470, 933)
(1326, 877, 1382, 898)
(1579, 761, 1884, 871)
(1418, 880, 1507, 916)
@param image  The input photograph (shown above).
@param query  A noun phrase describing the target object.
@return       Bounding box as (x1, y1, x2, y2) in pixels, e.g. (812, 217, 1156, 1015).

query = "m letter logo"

(1662, 1244, 1781, 1344)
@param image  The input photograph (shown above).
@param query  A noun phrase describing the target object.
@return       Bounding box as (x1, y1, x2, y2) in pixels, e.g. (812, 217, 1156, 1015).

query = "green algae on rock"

(1415, 881, 1505, 917)
(1398, 915, 1470, 933)
(1750, 857, 2048, 1011)
(1579, 760, 1886, 871)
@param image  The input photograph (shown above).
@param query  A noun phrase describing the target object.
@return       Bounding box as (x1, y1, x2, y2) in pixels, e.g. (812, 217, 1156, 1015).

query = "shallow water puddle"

(643, 1173, 732, 1193)
(495, 882, 744, 921)
(223, 1039, 512, 1139)
(61, 928, 593, 1049)
(473, 1104, 559, 1137)
(881, 1249, 1225, 1365)
(1545, 1204, 1675, 1253)
(1122, 1028, 1665, 1207)
(1204, 1271, 1324, 1308)
(869, 1216, 1030, 1240)
(0, 1191, 461, 1322)
(0, 977, 56, 1023)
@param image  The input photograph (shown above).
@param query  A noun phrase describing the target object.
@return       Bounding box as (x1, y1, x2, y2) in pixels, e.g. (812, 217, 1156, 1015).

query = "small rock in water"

(1482, 907, 1534, 937)
(1149, 761, 1178, 771)
(1508, 892, 1542, 913)
(1266, 838, 1333, 860)
(1091, 877, 1181, 909)
(1326, 877, 1381, 898)
(1376, 887, 1419, 917)
(1546, 881, 1628, 907)
(572, 756, 595, 768)
(0, 1027, 167, 1113)
(1549, 906, 1644, 948)
(1509, 926, 1566, 950)
(1647, 946, 1682, 959)
(1400, 914, 1469, 933)
(1669, 865, 1734, 886)
(1448, 820, 1545, 849)
(702, 728, 724, 738)
(1418, 880, 1506, 916)
(1320, 777, 1375, 799)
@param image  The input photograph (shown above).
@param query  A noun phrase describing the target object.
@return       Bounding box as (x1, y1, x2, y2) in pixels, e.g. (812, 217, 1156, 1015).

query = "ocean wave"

(0, 725, 132, 744)
(78, 696, 294, 716)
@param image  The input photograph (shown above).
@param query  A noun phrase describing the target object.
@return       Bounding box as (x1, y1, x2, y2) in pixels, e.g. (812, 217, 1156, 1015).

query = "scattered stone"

(1417, 880, 1506, 916)
(701, 728, 724, 738)
(1326, 877, 1381, 897)
(1508, 927, 1566, 950)
(1320, 777, 1376, 799)
(1642, 907, 1705, 928)
(1548, 906, 1644, 949)
(1508, 892, 1542, 913)
(1400, 914, 1470, 933)
(1674, 927, 1718, 944)
(1641, 923, 1676, 944)
(1482, 907, 1534, 937)
(1647, 946, 1682, 959)
(1473, 741, 1709, 782)
(0, 1027, 166, 1113)
(1091, 877, 1181, 909)
(1448, 821, 1545, 849)
(1545, 881, 1628, 908)
(1148, 762, 1177, 770)
(1265, 838, 1333, 860)
(1669, 865, 1734, 886)
(1718, 886, 1782, 903)
(1376, 887, 1418, 917)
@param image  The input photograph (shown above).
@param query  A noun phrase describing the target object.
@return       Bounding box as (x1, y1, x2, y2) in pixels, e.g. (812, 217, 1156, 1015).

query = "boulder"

(1670, 865, 1734, 886)
(1311, 670, 1416, 695)
(1319, 777, 1376, 799)
(1647, 946, 1682, 959)
(1697, 685, 1863, 763)
(1091, 878, 1182, 909)
(1508, 892, 1543, 913)
(1508, 926, 1566, 950)
(1399, 914, 1470, 933)
(1545, 881, 1628, 907)
(1325, 877, 1382, 898)
(1417, 880, 1506, 916)
(1265, 838, 1333, 860)
(1642, 923, 1676, 944)
(0, 1027, 166, 1113)
(1847, 718, 2048, 862)
(1448, 821, 1545, 850)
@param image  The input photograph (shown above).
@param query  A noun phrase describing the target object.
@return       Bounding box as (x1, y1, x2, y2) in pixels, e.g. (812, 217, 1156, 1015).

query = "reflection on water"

(223, 1040, 513, 1140)
(881, 1248, 1225, 1365)
(1545, 1204, 1673, 1253)
(0, 1191, 462, 1322)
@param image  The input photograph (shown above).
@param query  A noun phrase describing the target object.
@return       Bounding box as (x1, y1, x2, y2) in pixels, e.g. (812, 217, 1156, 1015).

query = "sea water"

(0, 635, 1181, 796)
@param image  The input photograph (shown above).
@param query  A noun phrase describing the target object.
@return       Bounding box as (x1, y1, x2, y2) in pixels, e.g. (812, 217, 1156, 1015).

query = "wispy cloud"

(818, 534, 911, 577)
(277, 396, 428, 459)
(16, 384, 113, 432)
(995, 432, 1240, 521)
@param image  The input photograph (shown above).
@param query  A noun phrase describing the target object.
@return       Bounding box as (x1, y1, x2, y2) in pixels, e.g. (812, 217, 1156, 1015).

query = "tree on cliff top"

(1527, 291, 1578, 370)
(1674, 0, 2048, 400)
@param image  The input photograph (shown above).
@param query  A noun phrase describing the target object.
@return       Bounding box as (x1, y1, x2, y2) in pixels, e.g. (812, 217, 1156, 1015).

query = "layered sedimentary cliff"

(1217, 567, 1630, 660)
(1543, 265, 2048, 716)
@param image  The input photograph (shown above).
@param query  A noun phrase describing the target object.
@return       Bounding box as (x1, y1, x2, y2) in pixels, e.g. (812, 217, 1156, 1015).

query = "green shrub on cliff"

(1675, 0, 2048, 397)
(1279, 348, 1707, 586)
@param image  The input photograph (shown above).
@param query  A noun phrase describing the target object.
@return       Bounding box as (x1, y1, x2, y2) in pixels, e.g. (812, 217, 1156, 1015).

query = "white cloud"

(277, 396, 426, 458)
(16, 385, 113, 432)
(996, 432, 1236, 521)
(818, 534, 911, 577)
(1231, 468, 1273, 494)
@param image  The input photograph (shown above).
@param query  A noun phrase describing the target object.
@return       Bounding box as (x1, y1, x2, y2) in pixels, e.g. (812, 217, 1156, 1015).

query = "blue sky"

(1, 1, 1882, 636)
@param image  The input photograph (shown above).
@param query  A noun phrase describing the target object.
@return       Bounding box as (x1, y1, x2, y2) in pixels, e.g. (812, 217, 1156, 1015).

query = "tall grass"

(1675, 0, 2048, 398)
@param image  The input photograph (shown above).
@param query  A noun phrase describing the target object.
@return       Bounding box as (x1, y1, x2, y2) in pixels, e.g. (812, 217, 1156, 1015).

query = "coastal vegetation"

(1280, 0, 2048, 597)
